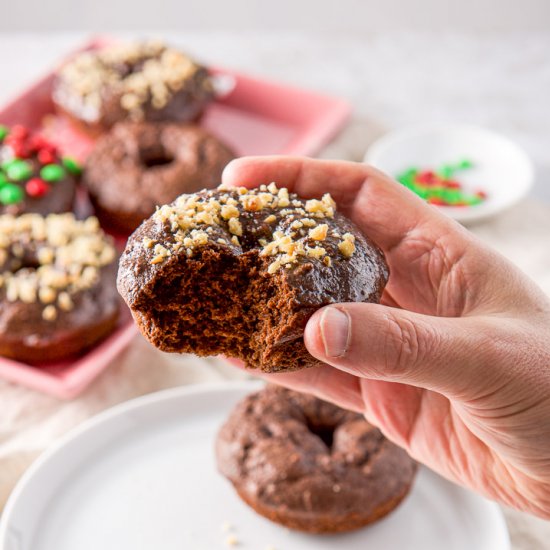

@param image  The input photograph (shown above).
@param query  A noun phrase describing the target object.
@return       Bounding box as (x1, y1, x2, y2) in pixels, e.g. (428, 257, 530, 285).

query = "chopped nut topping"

(142, 237, 155, 249)
(42, 305, 57, 321)
(306, 246, 327, 259)
(143, 185, 356, 272)
(241, 195, 263, 212)
(58, 291, 74, 311)
(39, 287, 56, 304)
(277, 188, 290, 208)
(57, 41, 206, 120)
(267, 259, 283, 274)
(221, 205, 239, 220)
(228, 218, 243, 236)
(338, 234, 356, 258)
(308, 224, 328, 241)
(0, 213, 116, 320)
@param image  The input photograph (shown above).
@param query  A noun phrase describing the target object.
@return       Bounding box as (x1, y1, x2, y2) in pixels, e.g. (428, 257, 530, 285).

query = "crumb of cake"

(225, 534, 239, 546)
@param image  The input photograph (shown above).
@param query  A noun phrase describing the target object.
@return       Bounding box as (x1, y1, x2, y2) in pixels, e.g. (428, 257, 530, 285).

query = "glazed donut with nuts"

(216, 386, 417, 533)
(117, 183, 388, 373)
(53, 40, 216, 135)
(0, 213, 120, 364)
(83, 121, 235, 234)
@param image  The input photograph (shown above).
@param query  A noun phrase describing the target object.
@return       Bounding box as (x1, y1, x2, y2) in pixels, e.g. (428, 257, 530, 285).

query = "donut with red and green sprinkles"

(0, 124, 80, 216)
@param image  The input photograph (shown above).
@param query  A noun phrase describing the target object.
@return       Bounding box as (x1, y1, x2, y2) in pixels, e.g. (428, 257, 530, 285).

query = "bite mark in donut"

(117, 184, 388, 373)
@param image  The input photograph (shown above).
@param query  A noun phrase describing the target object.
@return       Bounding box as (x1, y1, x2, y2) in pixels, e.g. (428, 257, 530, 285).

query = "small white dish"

(365, 124, 534, 224)
(0, 381, 510, 550)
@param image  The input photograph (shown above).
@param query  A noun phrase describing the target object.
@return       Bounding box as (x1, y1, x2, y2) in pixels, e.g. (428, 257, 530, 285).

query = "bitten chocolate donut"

(0, 213, 120, 364)
(0, 124, 79, 216)
(83, 122, 235, 234)
(53, 40, 216, 135)
(216, 386, 417, 533)
(117, 184, 388, 373)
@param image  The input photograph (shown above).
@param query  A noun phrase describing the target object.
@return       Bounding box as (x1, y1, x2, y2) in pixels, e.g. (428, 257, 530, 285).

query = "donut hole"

(139, 148, 175, 168)
(134, 246, 307, 371)
(305, 419, 335, 450)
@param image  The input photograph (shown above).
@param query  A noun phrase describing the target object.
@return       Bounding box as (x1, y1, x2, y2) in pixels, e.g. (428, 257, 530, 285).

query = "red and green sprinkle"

(397, 159, 487, 207)
(0, 124, 82, 206)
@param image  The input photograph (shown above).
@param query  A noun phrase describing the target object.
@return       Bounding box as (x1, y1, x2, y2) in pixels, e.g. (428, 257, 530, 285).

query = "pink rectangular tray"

(0, 39, 351, 399)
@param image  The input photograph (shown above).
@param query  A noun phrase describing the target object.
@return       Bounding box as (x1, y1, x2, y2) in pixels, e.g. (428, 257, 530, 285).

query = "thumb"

(304, 303, 502, 399)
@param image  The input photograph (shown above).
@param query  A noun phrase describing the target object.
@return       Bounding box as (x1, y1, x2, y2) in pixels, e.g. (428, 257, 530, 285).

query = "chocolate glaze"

(0, 263, 120, 364)
(216, 386, 417, 533)
(0, 152, 76, 217)
(52, 42, 215, 135)
(0, 214, 120, 364)
(117, 186, 389, 373)
(83, 122, 235, 234)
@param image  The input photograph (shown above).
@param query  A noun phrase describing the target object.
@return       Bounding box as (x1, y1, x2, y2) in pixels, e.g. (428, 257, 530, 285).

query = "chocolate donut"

(117, 184, 388, 373)
(83, 122, 235, 234)
(53, 40, 216, 135)
(216, 386, 417, 533)
(0, 213, 120, 364)
(0, 125, 78, 216)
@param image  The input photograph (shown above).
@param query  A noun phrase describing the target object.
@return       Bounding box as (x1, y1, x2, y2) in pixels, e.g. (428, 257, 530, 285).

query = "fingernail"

(319, 307, 351, 358)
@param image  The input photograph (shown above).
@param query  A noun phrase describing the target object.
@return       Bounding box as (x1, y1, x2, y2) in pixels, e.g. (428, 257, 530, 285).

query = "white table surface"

(0, 31, 549, 549)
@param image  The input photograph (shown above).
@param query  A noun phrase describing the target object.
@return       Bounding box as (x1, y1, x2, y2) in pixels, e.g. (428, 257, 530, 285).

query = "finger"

(223, 357, 364, 413)
(221, 155, 468, 258)
(303, 303, 506, 400)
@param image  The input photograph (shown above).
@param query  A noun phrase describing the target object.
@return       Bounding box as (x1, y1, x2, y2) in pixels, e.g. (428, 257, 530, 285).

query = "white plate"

(365, 123, 534, 224)
(0, 382, 510, 550)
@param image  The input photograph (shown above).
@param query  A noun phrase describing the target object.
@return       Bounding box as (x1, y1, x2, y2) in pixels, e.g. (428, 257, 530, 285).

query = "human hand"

(222, 156, 550, 518)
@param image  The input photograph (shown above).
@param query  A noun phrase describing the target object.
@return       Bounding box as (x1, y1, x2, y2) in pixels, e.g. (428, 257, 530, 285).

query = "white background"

(0, 0, 549, 32)
(0, 0, 548, 200)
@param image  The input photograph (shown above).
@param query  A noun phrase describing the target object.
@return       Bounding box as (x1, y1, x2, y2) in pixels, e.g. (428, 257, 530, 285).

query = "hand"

(222, 156, 550, 518)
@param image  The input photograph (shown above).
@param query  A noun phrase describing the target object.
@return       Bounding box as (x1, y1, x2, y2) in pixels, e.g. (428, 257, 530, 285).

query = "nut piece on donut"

(0, 213, 120, 364)
(53, 40, 215, 135)
(83, 122, 236, 235)
(216, 386, 417, 533)
(117, 184, 388, 373)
